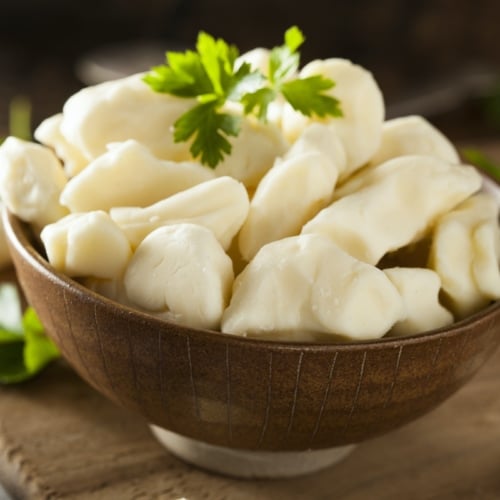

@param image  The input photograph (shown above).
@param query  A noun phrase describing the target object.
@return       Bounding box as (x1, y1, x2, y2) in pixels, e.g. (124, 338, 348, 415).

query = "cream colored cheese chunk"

(281, 58, 384, 179)
(384, 267, 453, 336)
(34, 113, 88, 177)
(40, 210, 132, 279)
(284, 122, 347, 170)
(238, 124, 344, 261)
(124, 223, 233, 330)
(369, 115, 460, 167)
(213, 116, 288, 189)
(429, 193, 500, 318)
(60, 73, 195, 162)
(222, 233, 404, 341)
(302, 155, 482, 264)
(334, 115, 461, 200)
(0, 137, 68, 228)
(110, 176, 249, 249)
(60, 140, 215, 212)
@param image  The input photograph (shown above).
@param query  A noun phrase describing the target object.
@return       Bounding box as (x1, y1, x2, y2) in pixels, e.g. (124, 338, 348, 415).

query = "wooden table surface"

(0, 343, 499, 500)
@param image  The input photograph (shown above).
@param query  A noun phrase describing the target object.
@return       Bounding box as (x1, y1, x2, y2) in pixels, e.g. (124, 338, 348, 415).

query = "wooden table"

(0, 344, 499, 500)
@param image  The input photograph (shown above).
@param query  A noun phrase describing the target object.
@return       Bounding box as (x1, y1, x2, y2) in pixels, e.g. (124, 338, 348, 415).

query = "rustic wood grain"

(0, 345, 499, 500)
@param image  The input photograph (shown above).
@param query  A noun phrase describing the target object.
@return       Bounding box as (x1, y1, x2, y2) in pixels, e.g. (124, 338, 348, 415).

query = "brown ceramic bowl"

(4, 210, 500, 455)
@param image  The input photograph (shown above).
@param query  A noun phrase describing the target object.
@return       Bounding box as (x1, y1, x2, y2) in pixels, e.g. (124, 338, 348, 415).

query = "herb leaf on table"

(0, 283, 59, 384)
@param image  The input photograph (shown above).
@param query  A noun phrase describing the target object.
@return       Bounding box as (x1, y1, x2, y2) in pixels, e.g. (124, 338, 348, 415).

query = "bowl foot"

(150, 425, 355, 479)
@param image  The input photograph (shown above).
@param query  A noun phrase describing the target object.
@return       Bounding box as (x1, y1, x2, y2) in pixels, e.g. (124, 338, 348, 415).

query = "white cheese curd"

(284, 122, 347, 169)
(213, 116, 288, 189)
(0, 137, 68, 228)
(238, 124, 344, 261)
(60, 140, 215, 212)
(34, 113, 88, 177)
(281, 58, 384, 179)
(384, 267, 453, 336)
(334, 115, 461, 200)
(429, 193, 500, 318)
(370, 115, 460, 167)
(222, 233, 404, 341)
(302, 155, 482, 265)
(59, 73, 196, 163)
(40, 210, 132, 279)
(238, 152, 337, 261)
(124, 223, 233, 330)
(110, 176, 249, 249)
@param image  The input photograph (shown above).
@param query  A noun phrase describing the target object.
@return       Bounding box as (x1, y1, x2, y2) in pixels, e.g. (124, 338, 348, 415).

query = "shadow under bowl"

(4, 210, 500, 454)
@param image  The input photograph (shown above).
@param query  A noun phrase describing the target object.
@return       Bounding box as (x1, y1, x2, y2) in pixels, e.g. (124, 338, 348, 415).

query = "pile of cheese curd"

(1, 51, 499, 342)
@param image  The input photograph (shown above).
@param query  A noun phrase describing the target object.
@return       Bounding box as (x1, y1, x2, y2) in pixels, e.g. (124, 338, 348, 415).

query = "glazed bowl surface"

(4, 210, 500, 452)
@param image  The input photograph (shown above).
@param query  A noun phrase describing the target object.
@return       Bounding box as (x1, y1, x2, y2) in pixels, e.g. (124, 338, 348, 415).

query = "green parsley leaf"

(241, 88, 277, 121)
(144, 52, 213, 97)
(143, 26, 342, 168)
(462, 148, 500, 182)
(23, 307, 60, 375)
(174, 101, 241, 168)
(0, 342, 27, 384)
(268, 26, 304, 85)
(197, 31, 239, 97)
(281, 76, 343, 118)
(0, 284, 60, 384)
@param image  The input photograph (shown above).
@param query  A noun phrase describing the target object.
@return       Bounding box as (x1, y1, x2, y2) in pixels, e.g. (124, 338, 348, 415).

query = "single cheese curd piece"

(334, 115, 461, 200)
(302, 155, 482, 265)
(213, 116, 288, 189)
(40, 211, 132, 279)
(60, 140, 215, 212)
(60, 73, 195, 162)
(222, 233, 404, 341)
(281, 58, 384, 179)
(110, 176, 249, 249)
(124, 223, 233, 330)
(34, 113, 88, 177)
(238, 152, 338, 261)
(384, 267, 453, 336)
(0, 137, 68, 228)
(238, 124, 345, 261)
(369, 115, 460, 167)
(429, 193, 500, 318)
(284, 122, 347, 171)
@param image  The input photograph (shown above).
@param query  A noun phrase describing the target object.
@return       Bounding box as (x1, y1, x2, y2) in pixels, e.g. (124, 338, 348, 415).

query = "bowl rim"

(5, 209, 500, 353)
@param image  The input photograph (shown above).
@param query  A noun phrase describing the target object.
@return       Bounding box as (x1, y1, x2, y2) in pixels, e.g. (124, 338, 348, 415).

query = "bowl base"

(150, 425, 355, 479)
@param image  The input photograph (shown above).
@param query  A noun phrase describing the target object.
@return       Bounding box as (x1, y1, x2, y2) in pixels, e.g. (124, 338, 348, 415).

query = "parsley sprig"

(144, 26, 342, 168)
(0, 284, 60, 384)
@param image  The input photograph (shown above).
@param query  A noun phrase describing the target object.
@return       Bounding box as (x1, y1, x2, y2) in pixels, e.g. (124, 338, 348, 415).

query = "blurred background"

(2, 0, 500, 143)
